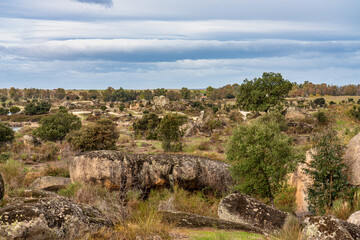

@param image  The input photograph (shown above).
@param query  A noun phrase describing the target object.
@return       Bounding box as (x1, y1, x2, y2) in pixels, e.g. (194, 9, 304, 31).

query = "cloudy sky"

(0, 0, 359, 89)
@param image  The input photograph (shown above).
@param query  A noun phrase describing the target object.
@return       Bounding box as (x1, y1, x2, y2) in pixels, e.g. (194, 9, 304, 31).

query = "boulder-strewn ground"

(70, 151, 233, 194)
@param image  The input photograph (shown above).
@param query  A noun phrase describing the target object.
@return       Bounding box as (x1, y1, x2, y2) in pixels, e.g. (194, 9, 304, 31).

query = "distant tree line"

(289, 81, 360, 97)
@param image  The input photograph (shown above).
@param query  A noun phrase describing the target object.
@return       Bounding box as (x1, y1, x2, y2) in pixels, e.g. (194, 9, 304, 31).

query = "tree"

(66, 119, 119, 151)
(34, 109, 81, 141)
(0, 121, 14, 145)
(236, 72, 292, 112)
(226, 117, 298, 204)
(304, 128, 348, 214)
(157, 113, 187, 152)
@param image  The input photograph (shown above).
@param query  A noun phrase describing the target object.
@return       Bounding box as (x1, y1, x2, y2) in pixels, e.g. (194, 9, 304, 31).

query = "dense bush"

(66, 119, 119, 151)
(9, 106, 20, 114)
(24, 101, 51, 115)
(0, 108, 9, 115)
(34, 109, 81, 141)
(0, 121, 14, 145)
(314, 97, 326, 107)
(313, 110, 329, 125)
(133, 113, 161, 140)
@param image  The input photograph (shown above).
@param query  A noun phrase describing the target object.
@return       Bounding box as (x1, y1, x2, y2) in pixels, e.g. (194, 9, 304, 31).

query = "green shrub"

(314, 97, 326, 107)
(58, 182, 82, 198)
(350, 105, 360, 121)
(0, 122, 14, 145)
(24, 101, 51, 115)
(66, 119, 119, 151)
(313, 110, 329, 125)
(9, 106, 20, 114)
(0, 159, 28, 189)
(34, 109, 81, 141)
(0, 108, 9, 115)
(133, 113, 161, 140)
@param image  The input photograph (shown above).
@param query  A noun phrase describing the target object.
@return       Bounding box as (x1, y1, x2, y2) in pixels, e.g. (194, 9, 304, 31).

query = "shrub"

(0, 159, 28, 189)
(0, 122, 14, 145)
(24, 101, 51, 115)
(314, 97, 326, 107)
(58, 182, 82, 198)
(100, 105, 107, 111)
(313, 110, 329, 125)
(330, 198, 352, 220)
(133, 113, 161, 140)
(0, 108, 9, 115)
(66, 119, 119, 151)
(9, 106, 20, 114)
(350, 105, 360, 121)
(34, 109, 81, 141)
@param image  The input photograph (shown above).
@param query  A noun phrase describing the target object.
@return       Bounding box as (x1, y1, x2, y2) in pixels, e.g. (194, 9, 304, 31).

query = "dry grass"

(329, 198, 352, 220)
(273, 215, 306, 240)
(0, 159, 28, 190)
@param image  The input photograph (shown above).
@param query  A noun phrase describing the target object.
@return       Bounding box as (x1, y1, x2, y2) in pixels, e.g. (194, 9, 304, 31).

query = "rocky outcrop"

(0, 173, 4, 200)
(302, 215, 354, 240)
(30, 176, 71, 191)
(341, 219, 360, 240)
(289, 150, 313, 216)
(153, 96, 170, 107)
(348, 211, 360, 227)
(70, 151, 232, 194)
(345, 132, 360, 185)
(161, 210, 264, 234)
(0, 190, 112, 240)
(217, 193, 288, 233)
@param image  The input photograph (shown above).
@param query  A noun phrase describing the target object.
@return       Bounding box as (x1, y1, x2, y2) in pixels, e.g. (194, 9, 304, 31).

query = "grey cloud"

(74, 0, 112, 7)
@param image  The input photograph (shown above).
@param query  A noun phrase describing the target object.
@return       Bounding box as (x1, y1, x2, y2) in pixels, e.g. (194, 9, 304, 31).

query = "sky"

(0, 0, 359, 89)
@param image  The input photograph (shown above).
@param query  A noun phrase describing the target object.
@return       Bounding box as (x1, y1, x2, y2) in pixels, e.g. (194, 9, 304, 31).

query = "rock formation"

(0, 190, 112, 240)
(344, 132, 360, 185)
(30, 176, 71, 192)
(217, 193, 288, 233)
(289, 150, 313, 216)
(70, 151, 232, 194)
(161, 210, 264, 234)
(0, 173, 4, 201)
(348, 211, 360, 227)
(153, 96, 170, 107)
(302, 215, 354, 240)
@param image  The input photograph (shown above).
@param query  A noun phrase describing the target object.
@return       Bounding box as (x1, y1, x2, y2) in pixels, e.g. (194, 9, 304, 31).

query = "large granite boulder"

(153, 96, 170, 107)
(217, 193, 288, 233)
(302, 215, 354, 240)
(0, 173, 4, 200)
(344, 132, 360, 185)
(70, 151, 232, 194)
(0, 190, 112, 240)
(30, 176, 71, 191)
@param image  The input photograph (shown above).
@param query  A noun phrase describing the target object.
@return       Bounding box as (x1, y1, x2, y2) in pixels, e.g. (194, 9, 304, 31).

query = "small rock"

(30, 176, 71, 192)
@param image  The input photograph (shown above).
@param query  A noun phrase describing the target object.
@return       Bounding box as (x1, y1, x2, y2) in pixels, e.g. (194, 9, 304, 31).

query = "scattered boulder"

(302, 215, 354, 240)
(0, 173, 4, 200)
(161, 210, 264, 234)
(0, 190, 112, 240)
(153, 95, 170, 107)
(70, 151, 232, 194)
(30, 176, 71, 192)
(348, 211, 360, 227)
(289, 150, 313, 216)
(344, 132, 360, 185)
(22, 134, 40, 147)
(218, 193, 288, 233)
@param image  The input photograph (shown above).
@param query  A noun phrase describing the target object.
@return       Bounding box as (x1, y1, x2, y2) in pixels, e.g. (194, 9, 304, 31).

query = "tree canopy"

(236, 72, 292, 112)
(0, 121, 14, 145)
(226, 115, 299, 204)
